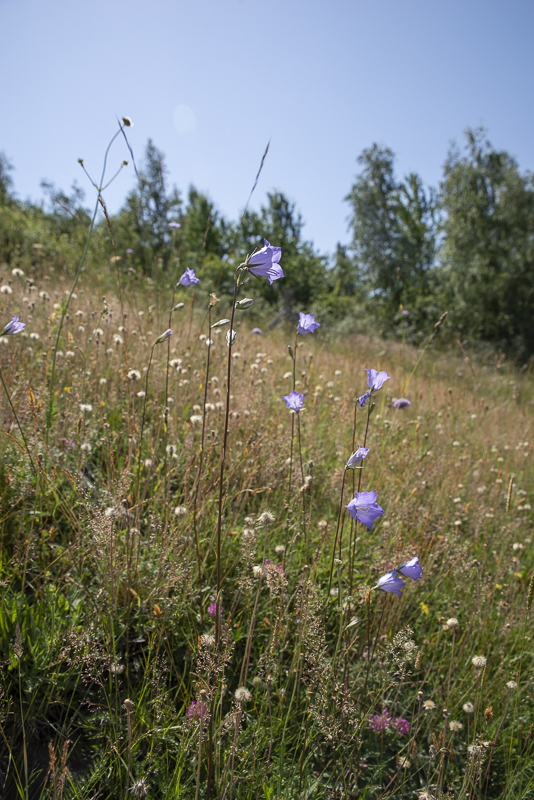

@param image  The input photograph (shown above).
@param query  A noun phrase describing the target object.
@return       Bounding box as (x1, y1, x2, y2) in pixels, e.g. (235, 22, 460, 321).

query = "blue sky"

(1, 0, 533, 256)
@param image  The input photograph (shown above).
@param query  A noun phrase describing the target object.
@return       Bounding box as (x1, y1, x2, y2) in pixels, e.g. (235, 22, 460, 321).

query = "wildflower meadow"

(0, 121, 533, 800)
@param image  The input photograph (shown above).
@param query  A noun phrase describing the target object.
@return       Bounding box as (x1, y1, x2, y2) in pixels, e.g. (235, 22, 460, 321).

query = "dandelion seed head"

(472, 655, 487, 668)
(257, 510, 275, 526)
(235, 687, 251, 702)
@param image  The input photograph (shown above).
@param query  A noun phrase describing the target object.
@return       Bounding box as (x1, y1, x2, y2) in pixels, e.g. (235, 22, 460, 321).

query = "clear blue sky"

(1, 0, 533, 256)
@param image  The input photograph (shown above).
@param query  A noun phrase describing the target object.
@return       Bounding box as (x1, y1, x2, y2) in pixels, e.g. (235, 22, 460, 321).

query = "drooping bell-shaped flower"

(283, 390, 305, 412)
(248, 239, 283, 285)
(365, 368, 391, 392)
(346, 446, 370, 468)
(376, 569, 405, 597)
(179, 267, 200, 287)
(398, 556, 423, 581)
(2, 316, 25, 335)
(297, 312, 320, 335)
(346, 490, 384, 530)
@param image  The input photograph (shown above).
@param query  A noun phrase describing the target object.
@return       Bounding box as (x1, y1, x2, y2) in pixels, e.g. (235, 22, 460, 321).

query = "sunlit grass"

(0, 264, 533, 799)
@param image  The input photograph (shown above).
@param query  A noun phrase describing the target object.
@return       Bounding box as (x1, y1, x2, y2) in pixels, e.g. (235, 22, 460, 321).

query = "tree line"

(1, 127, 533, 358)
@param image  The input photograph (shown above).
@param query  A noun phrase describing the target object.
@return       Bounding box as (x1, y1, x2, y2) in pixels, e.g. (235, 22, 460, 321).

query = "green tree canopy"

(0, 152, 14, 206)
(113, 139, 182, 274)
(439, 127, 534, 357)
(345, 144, 436, 326)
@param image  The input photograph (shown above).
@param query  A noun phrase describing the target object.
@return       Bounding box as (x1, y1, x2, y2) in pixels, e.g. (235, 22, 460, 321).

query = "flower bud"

(155, 329, 172, 344)
(235, 297, 254, 310)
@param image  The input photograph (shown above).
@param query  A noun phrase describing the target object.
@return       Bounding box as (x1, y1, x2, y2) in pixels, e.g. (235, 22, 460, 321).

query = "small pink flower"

(186, 700, 207, 722)
(394, 717, 410, 736)
(368, 707, 392, 732)
(207, 602, 223, 619)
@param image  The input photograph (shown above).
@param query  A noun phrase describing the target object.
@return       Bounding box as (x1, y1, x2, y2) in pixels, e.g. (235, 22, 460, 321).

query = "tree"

(114, 139, 182, 274)
(345, 145, 436, 324)
(0, 152, 14, 205)
(40, 180, 91, 234)
(179, 186, 232, 269)
(439, 128, 534, 357)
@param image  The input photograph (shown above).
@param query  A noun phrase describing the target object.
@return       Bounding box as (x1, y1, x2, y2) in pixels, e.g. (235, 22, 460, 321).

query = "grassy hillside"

(0, 265, 533, 799)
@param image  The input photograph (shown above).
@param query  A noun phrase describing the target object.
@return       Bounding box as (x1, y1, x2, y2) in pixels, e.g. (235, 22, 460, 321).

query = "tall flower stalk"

(0, 317, 37, 478)
(286, 312, 320, 497)
(206, 240, 282, 800)
(45, 121, 129, 448)
(135, 329, 172, 512)
(191, 295, 218, 627)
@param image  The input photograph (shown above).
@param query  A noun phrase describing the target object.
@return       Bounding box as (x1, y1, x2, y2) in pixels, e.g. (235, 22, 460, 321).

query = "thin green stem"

(0, 366, 38, 478)
(46, 126, 123, 448)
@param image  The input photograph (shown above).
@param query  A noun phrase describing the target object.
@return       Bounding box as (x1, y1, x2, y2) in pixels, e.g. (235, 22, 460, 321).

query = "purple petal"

(354, 490, 377, 506)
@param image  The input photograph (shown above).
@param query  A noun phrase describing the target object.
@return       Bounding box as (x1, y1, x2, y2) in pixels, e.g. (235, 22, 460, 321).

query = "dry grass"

(0, 267, 533, 799)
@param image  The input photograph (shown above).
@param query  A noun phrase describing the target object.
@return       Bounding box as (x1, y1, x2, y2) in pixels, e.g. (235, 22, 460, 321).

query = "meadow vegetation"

(0, 123, 533, 799)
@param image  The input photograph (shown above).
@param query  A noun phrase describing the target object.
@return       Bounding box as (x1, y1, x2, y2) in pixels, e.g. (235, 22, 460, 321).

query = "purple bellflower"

(365, 368, 391, 392)
(179, 268, 200, 287)
(168, 221, 181, 229)
(283, 390, 305, 412)
(252, 327, 263, 335)
(398, 556, 423, 581)
(346, 490, 384, 530)
(392, 398, 411, 409)
(346, 446, 370, 468)
(2, 316, 25, 335)
(376, 569, 405, 597)
(358, 391, 371, 407)
(248, 239, 284, 285)
(297, 312, 320, 335)
(126, 248, 134, 255)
